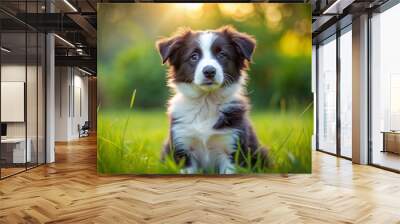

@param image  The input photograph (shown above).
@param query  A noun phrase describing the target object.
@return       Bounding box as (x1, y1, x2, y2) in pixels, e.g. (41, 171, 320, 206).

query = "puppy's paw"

(180, 166, 197, 174)
(213, 101, 246, 129)
(213, 113, 227, 129)
(218, 159, 236, 174)
(220, 167, 235, 174)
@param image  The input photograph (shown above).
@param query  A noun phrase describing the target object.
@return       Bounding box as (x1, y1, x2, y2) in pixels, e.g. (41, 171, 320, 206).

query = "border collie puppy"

(156, 26, 268, 174)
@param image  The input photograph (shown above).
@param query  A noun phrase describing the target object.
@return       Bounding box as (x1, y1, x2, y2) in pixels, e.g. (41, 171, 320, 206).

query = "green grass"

(97, 91, 312, 174)
(97, 105, 312, 174)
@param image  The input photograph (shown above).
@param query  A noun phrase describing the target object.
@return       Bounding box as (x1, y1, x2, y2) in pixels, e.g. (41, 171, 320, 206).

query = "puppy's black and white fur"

(157, 26, 268, 174)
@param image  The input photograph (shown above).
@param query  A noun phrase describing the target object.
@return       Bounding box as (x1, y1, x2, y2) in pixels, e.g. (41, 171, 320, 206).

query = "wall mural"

(97, 3, 312, 174)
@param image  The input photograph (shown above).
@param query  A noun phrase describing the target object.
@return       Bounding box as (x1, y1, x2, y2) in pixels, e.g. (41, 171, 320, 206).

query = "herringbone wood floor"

(1, 136, 400, 224)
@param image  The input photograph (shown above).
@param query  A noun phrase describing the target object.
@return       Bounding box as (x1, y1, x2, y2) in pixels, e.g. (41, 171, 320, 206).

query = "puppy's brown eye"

(190, 52, 200, 62)
(217, 51, 227, 60)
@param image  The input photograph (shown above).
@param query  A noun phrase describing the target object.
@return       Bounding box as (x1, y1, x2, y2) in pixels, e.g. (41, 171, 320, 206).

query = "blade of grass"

(121, 89, 137, 146)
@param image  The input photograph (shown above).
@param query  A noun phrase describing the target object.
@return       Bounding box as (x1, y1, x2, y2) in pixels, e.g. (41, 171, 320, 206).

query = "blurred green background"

(97, 3, 312, 174)
(98, 3, 312, 110)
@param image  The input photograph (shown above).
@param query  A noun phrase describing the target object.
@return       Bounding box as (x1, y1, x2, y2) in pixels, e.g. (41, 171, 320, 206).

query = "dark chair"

(79, 121, 90, 138)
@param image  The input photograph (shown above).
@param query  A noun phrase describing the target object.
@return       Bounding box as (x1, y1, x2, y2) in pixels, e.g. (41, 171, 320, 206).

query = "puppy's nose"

(203, 66, 216, 79)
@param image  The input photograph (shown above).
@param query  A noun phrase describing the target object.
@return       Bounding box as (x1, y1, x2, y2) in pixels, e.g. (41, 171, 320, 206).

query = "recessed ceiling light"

(322, 0, 354, 15)
(54, 34, 75, 48)
(63, 0, 78, 12)
(1, 47, 11, 53)
(78, 67, 93, 76)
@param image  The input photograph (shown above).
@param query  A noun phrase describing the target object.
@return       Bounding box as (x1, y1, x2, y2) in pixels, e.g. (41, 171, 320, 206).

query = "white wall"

(54, 67, 89, 141)
(1, 63, 46, 164)
(55, 67, 70, 141)
(1, 66, 26, 128)
(1, 65, 26, 140)
(1, 65, 40, 138)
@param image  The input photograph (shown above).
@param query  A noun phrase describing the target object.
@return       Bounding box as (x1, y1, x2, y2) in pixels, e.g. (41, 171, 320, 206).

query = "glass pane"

(340, 29, 352, 158)
(27, 31, 38, 169)
(26, 0, 38, 168)
(312, 45, 317, 151)
(38, 33, 45, 164)
(371, 4, 400, 171)
(1, 30, 27, 177)
(317, 37, 337, 154)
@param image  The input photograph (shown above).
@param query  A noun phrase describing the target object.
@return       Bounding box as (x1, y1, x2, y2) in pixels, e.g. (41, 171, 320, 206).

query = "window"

(317, 36, 337, 154)
(339, 27, 352, 158)
(0, 2, 46, 179)
(371, 3, 400, 171)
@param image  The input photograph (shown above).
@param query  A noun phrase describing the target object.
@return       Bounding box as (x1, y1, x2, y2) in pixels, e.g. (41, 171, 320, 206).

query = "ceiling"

(0, 0, 97, 74)
(311, 0, 390, 43)
(0, 0, 394, 74)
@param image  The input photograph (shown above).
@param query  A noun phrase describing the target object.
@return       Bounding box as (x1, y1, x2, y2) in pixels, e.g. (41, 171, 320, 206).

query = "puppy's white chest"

(170, 96, 237, 167)
(175, 105, 221, 144)
(175, 114, 235, 168)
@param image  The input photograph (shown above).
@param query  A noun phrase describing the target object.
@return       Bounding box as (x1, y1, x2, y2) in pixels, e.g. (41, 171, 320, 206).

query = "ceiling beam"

(55, 55, 96, 72)
(67, 13, 97, 43)
(322, 0, 356, 15)
(11, 13, 82, 32)
(312, 15, 335, 33)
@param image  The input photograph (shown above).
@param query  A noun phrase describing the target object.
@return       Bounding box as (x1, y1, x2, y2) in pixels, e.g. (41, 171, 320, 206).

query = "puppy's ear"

(156, 28, 192, 64)
(156, 38, 177, 64)
(219, 26, 256, 61)
(232, 34, 256, 61)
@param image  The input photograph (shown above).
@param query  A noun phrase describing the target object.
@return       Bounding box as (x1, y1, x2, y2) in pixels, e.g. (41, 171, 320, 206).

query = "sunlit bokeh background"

(98, 3, 311, 110)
